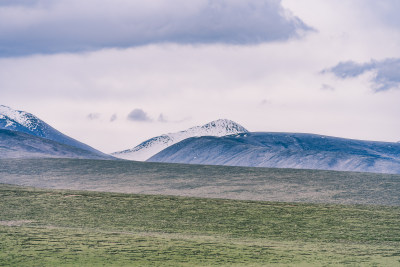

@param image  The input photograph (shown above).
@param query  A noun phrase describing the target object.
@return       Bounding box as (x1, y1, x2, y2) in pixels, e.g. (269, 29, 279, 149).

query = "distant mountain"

(0, 129, 114, 159)
(0, 105, 113, 159)
(0, 105, 107, 155)
(112, 119, 248, 161)
(148, 132, 400, 174)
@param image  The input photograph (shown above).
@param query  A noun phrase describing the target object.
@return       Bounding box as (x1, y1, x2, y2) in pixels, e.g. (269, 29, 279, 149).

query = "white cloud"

(87, 113, 100, 120)
(158, 114, 167, 123)
(0, 0, 311, 56)
(320, 84, 335, 91)
(354, 0, 400, 29)
(1, 41, 399, 153)
(110, 114, 117, 122)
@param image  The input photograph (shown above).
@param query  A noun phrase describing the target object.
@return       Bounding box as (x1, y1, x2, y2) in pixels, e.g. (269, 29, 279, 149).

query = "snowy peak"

(0, 105, 70, 142)
(112, 119, 248, 161)
(0, 105, 43, 134)
(186, 119, 249, 137)
(0, 105, 109, 156)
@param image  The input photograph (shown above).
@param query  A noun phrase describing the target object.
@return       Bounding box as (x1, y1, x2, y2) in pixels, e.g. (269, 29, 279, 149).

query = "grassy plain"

(1, 158, 400, 206)
(1, 184, 400, 266)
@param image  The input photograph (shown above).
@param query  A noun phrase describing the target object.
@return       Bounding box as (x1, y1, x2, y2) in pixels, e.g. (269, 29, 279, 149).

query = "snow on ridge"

(0, 105, 38, 131)
(165, 119, 248, 142)
(148, 132, 400, 174)
(185, 119, 249, 137)
(112, 119, 248, 161)
(1, 105, 112, 157)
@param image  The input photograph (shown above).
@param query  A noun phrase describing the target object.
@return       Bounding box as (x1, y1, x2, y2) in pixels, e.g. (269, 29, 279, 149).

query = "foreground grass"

(1, 184, 400, 266)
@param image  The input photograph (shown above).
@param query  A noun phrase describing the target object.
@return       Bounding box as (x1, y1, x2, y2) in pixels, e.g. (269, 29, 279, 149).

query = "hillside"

(2, 157, 400, 265)
(1, 158, 399, 206)
(1, 184, 400, 266)
(148, 132, 400, 174)
(0, 105, 106, 155)
(112, 119, 248, 161)
(0, 129, 114, 160)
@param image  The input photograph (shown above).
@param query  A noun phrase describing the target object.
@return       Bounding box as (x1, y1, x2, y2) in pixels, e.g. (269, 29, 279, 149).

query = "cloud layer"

(324, 58, 400, 91)
(0, 0, 311, 57)
(358, 0, 400, 29)
(2, 0, 400, 153)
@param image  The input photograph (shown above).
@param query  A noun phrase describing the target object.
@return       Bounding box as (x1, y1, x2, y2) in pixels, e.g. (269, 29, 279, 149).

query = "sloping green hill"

(1, 158, 400, 205)
(1, 184, 400, 266)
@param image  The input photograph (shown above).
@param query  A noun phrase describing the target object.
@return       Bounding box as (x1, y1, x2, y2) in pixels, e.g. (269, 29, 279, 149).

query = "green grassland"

(1, 184, 400, 266)
(1, 158, 400, 206)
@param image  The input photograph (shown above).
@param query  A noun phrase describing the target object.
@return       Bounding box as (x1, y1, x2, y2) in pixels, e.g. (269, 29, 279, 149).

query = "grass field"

(1, 158, 400, 205)
(1, 184, 400, 266)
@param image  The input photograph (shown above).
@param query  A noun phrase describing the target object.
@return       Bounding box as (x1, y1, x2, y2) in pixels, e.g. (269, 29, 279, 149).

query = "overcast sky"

(1, 0, 400, 153)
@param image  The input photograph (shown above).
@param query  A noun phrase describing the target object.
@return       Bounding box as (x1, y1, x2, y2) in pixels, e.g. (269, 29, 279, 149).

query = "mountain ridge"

(112, 119, 248, 161)
(0, 105, 114, 159)
(0, 105, 108, 155)
(0, 129, 115, 159)
(148, 132, 400, 174)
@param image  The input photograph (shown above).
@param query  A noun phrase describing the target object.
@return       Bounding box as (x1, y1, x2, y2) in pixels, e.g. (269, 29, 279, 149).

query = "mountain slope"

(148, 132, 400, 174)
(0, 129, 114, 159)
(0, 105, 111, 158)
(112, 119, 248, 161)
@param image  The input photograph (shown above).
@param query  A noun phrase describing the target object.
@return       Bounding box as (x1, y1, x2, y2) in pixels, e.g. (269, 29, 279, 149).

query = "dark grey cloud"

(323, 58, 400, 91)
(0, 0, 312, 57)
(127, 109, 152, 122)
(0, 0, 38, 6)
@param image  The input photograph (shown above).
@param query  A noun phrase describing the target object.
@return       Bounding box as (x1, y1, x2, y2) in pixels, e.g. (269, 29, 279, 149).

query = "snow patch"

(113, 119, 248, 161)
(0, 105, 111, 158)
(0, 105, 37, 131)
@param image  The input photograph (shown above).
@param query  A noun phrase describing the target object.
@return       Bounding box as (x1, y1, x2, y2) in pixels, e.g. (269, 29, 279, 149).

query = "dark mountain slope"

(0, 105, 106, 155)
(0, 129, 115, 160)
(148, 132, 400, 174)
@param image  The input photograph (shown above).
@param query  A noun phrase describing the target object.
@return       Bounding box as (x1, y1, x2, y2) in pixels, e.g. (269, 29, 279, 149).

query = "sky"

(1, 0, 400, 153)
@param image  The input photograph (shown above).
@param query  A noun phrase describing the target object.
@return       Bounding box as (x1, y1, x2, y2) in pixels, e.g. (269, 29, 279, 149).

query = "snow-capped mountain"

(112, 119, 248, 161)
(148, 132, 400, 174)
(0, 105, 113, 159)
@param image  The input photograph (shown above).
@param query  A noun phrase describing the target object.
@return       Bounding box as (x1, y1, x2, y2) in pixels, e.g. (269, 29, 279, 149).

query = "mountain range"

(0, 105, 113, 160)
(2, 104, 400, 174)
(148, 132, 400, 174)
(112, 119, 248, 161)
